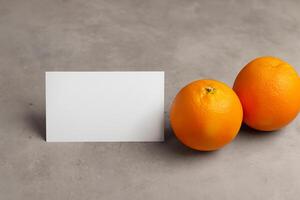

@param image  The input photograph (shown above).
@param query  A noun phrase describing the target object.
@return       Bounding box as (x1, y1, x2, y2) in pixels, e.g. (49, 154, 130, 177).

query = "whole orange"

(170, 79, 243, 151)
(233, 56, 300, 131)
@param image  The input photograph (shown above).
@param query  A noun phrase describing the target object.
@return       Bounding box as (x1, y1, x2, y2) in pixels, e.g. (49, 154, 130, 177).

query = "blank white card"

(46, 71, 164, 142)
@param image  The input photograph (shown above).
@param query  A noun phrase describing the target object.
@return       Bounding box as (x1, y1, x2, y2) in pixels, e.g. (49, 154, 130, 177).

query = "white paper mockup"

(46, 71, 164, 142)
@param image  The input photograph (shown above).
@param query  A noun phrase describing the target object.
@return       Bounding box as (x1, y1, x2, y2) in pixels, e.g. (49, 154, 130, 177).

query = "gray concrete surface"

(1, 0, 300, 199)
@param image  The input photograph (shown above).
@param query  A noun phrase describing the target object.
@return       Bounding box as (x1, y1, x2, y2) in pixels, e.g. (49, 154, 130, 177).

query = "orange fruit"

(233, 56, 300, 131)
(170, 79, 243, 151)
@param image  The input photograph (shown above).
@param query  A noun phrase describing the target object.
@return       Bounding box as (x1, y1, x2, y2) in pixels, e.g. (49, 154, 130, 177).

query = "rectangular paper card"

(46, 71, 164, 142)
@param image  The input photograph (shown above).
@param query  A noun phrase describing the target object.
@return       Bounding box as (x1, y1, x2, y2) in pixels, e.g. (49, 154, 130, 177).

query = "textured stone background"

(1, 0, 300, 199)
